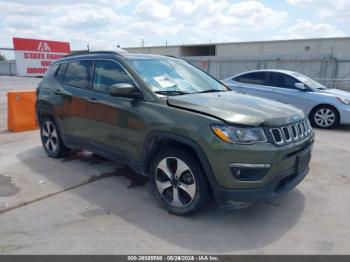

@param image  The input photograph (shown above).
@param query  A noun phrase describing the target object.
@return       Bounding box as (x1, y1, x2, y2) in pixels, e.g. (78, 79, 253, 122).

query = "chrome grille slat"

(290, 124, 298, 140)
(306, 119, 312, 134)
(302, 120, 308, 136)
(297, 123, 304, 138)
(270, 128, 284, 145)
(282, 126, 292, 143)
(269, 119, 313, 146)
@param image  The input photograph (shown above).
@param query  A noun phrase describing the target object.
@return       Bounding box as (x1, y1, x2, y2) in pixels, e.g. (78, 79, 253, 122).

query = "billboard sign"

(13, 37, 70, 76)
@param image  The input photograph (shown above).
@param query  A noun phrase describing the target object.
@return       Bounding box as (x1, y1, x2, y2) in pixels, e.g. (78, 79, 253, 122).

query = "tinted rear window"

(63, 60, 92, 89)
(235, 72, 266, 85)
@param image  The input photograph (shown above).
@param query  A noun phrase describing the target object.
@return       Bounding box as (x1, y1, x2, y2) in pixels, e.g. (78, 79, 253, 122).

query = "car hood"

(167, 91, 304, 126)
(320, 88, 350, 99)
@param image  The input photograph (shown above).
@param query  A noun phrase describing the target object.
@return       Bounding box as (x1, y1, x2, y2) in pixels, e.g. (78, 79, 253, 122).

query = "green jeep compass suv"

(36, 51, 314, 215)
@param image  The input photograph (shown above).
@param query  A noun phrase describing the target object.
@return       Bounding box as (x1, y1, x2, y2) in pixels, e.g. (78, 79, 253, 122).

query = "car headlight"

(336, 97, 350, 105)
(211, 124, 267, 144)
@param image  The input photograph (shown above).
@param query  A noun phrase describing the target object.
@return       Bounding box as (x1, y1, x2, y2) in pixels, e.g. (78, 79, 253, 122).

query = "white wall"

(216, 38, 350, 57)
(125, 46, 180, 56)
(125, 38, 350, 58)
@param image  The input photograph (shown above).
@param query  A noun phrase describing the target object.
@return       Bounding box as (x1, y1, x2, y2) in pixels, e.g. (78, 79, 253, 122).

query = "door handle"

(53, 89, 62, 95)
(86, 97, 99, 104)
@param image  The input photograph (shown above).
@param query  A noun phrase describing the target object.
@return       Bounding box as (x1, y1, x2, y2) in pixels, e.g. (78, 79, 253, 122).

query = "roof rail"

(164, 55, 179, 58)
(63, 50, 126, 58)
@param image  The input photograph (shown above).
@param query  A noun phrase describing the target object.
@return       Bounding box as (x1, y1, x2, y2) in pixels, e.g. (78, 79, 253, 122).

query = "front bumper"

(215, 165, 309, 208)
(203, 134, 314, 207)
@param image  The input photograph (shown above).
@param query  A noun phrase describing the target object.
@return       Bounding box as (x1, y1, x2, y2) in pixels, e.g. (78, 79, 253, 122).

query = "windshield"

(128, 57, 228, 95)
(290, 71, 327, 90)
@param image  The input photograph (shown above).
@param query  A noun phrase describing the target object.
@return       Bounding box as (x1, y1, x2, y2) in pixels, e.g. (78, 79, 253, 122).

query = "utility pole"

(141, 39, 144, 47)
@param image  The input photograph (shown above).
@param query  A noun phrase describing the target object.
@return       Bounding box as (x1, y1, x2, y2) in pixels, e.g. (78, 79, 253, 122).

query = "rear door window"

(234, 72, 267, 85)
(63, 60, 92, 89)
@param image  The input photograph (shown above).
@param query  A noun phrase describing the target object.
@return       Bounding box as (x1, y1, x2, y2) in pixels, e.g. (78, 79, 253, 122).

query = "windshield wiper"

(155, 90, 190, 96)
(197, 89, 227, 93)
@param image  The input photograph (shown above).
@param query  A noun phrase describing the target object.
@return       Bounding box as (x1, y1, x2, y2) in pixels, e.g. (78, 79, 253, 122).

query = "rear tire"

(310, 105, 339, 129)
(40, 116, 70, 158)
(149, 148, 209, 216)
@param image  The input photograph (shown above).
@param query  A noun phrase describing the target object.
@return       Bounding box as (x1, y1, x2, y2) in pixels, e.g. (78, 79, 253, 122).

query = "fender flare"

(142, 130, 219, 190)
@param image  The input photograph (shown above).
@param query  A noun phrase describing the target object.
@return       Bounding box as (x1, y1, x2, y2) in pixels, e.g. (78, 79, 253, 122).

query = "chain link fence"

(186, 55, 350, 91)
(0, 61, 17, 76)
(0, 76, 41, 130)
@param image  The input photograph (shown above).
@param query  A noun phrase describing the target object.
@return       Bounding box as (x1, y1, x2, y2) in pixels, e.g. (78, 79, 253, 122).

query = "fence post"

(319, 58, 325, 84)
(331, 57, 338, 89)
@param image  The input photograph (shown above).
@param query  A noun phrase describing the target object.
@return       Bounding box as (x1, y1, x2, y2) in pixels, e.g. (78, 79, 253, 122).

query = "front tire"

(149, 148, 209, 216)
(310, 106, 339, 129)
(40, 116, 70, 158)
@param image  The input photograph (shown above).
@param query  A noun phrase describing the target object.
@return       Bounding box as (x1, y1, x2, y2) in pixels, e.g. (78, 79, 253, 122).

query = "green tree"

(0, 53, 6, 61)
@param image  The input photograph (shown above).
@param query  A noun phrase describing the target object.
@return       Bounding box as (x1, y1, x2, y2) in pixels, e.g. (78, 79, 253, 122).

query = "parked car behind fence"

(223, 69, 350, 129)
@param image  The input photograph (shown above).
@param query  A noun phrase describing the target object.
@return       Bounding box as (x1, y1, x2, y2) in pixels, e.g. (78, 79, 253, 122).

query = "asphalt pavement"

(0, 127, 349, 254)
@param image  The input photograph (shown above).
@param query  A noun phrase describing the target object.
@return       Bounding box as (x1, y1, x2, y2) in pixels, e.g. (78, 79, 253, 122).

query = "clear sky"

(0, 0, 349, 58)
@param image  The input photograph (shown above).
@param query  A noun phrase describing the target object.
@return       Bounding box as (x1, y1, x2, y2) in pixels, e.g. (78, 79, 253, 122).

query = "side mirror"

(109, 83, 142, 99)
(295, 82, 307, 90)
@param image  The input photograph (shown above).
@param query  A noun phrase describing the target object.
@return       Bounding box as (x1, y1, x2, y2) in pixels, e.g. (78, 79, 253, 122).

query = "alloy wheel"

(314, 108, 336, 128)
(41, 120, 58, 153)
(155, 157, 196, 208)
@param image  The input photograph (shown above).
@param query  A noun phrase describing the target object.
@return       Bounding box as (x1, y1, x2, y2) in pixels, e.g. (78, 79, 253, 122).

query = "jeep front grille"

(269, 119, 312, 146)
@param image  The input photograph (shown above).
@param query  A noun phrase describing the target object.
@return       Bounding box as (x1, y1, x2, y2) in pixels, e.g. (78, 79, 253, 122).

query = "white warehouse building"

(124, 37, 350, 58)
(124, 37, 350, 90)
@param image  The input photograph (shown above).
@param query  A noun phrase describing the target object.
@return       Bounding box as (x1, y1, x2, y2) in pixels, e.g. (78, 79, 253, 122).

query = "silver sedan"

(223, 69, 350, 128)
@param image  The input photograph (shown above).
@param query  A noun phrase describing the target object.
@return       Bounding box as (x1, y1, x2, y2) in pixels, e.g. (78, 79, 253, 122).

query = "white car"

(223, 69, 350, 128)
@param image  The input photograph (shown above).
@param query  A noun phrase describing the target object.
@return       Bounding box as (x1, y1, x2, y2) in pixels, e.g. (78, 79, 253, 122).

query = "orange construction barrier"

(7, 90, 39, 132)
